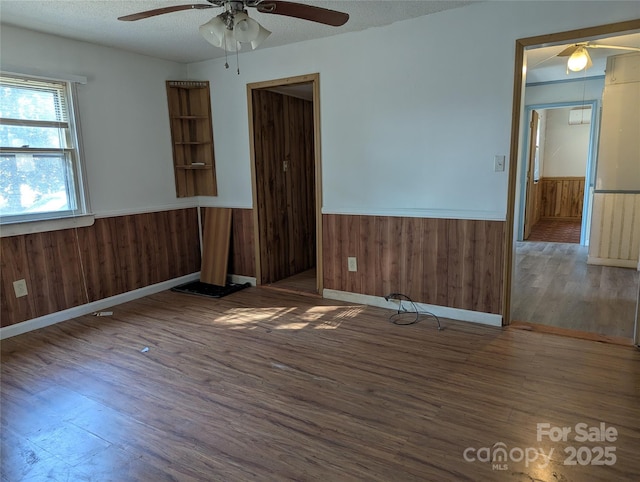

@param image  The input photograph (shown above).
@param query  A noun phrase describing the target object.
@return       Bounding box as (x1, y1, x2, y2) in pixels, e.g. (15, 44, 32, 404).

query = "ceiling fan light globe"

(250, 24, 271, 50)
(222, 29, 241, 52)
(567, 47, 591, 72)
(233, 12, 260, 43)
(199, 16, 226, 48)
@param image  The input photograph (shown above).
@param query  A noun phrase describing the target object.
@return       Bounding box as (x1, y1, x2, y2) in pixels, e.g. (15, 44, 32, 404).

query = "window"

(0, 73, 87, 224)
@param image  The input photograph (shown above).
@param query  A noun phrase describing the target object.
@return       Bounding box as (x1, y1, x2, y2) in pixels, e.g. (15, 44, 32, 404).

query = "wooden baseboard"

(229, 274, 257, 286)
(323, 289, 503, 326)
(0, 272, 201, 340)
(509, 321, 633, 346)
(587, 256, 638, 269)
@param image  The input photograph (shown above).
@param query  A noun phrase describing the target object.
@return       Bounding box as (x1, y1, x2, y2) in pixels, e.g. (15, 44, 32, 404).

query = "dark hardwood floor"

(512, 241, 639, 340)
(267, 268, 318, 296)
(2, 288, 639, 481)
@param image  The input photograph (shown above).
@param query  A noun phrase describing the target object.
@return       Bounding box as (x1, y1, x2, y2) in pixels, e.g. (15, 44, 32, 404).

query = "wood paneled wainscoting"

(539, 176, 585, 220)
(323, 214, 505, 315)
(589, 192, 640, 268)
(227, 208, 256, 278)
(0, 208, 201, 328)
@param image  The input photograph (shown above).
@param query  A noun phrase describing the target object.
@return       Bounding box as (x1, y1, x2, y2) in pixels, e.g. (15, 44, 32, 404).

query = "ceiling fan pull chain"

(236, 47, 240, 74)
(224, 34, 230, 69)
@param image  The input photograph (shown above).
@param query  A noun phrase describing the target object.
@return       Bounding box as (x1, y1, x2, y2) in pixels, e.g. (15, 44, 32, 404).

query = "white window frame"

(0, 71, 91, 232)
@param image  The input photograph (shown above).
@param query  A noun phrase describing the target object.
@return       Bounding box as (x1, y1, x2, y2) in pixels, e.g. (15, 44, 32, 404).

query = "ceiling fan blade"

(255, 1, 349, 27)
(587, 44, 640, 52)
(118, 4, 214, 22)
(557, 45, 579, 57)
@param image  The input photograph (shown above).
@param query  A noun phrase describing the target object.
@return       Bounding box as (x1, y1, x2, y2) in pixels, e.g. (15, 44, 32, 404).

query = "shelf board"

(167, 82, 208, 90)
(176, 164, 212, 170)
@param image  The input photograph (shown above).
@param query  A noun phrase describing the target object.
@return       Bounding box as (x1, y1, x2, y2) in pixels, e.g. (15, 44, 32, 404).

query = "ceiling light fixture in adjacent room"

(558, 42, 640, 74)
(567, 46, 592, 72)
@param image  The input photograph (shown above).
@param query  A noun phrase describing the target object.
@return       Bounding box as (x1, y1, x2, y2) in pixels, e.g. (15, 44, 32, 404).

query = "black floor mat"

(171, 281, 251, 298)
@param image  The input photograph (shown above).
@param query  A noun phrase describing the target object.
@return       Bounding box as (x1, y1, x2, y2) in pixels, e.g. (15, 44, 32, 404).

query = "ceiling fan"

(557, 42, 640, 72)
(119, 1, 349, 52)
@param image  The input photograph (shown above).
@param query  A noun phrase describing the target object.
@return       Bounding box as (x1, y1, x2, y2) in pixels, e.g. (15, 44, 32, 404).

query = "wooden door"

(252, 89, 315, 284)
(523, 110, 539, 240)
(283, 94, 316, 277)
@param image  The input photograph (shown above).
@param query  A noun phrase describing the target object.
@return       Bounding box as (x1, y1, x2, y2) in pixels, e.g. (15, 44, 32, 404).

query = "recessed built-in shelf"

(166, 80, 217, 197)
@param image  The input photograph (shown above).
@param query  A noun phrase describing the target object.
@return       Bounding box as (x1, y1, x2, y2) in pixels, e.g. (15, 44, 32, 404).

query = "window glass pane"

(0, 125, 66, 148)
(0, 81, 67, 122)
(0, 153, 75, 216)
(0, 73, 84, 224)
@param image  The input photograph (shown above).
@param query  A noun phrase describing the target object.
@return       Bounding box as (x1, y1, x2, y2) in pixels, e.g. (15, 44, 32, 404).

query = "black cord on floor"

(384, 293, 443, 330)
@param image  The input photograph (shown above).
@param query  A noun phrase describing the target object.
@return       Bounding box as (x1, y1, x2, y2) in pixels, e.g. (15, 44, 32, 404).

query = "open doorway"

(247, 74, 322, 295)
(505, 21, 640, 344)
(520, 102, 596, 245)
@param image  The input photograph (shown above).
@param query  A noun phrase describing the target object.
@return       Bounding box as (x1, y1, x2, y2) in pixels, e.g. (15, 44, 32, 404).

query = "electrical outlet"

(13, 279, 28, 298)
(347, 257, 357, 272)
(494, 155, 505, 172)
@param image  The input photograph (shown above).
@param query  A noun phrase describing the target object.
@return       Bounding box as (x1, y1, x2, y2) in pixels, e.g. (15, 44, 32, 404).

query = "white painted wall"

(596, 52, 640, 191)
(516, 78, 605, 235)
(0, 25, 189, 217)
(189, 1, 639, 221)
(542, 107, 590, 177)
(524, 78, 604, 181)
(525, 77, 605, 106)
(2, 1, 638, 221)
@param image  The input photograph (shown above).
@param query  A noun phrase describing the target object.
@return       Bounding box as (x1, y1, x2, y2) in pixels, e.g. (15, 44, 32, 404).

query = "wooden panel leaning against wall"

(200, 208, 232, 286)
(200, 207, 256, 279)
(0, 208, 201, 327)
(323, 214, 505, 315)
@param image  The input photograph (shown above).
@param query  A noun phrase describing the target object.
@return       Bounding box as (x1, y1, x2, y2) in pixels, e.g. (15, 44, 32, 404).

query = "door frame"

(503, 19, 640, 325)
(522, 109, 539, 241)
(246, 73, 323, 292)
(517, 101, 599, 245)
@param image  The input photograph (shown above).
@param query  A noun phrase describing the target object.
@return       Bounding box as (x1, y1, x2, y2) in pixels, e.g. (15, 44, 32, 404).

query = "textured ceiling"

(0, 0, 476, 63)
(2, 1, 638, 80)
